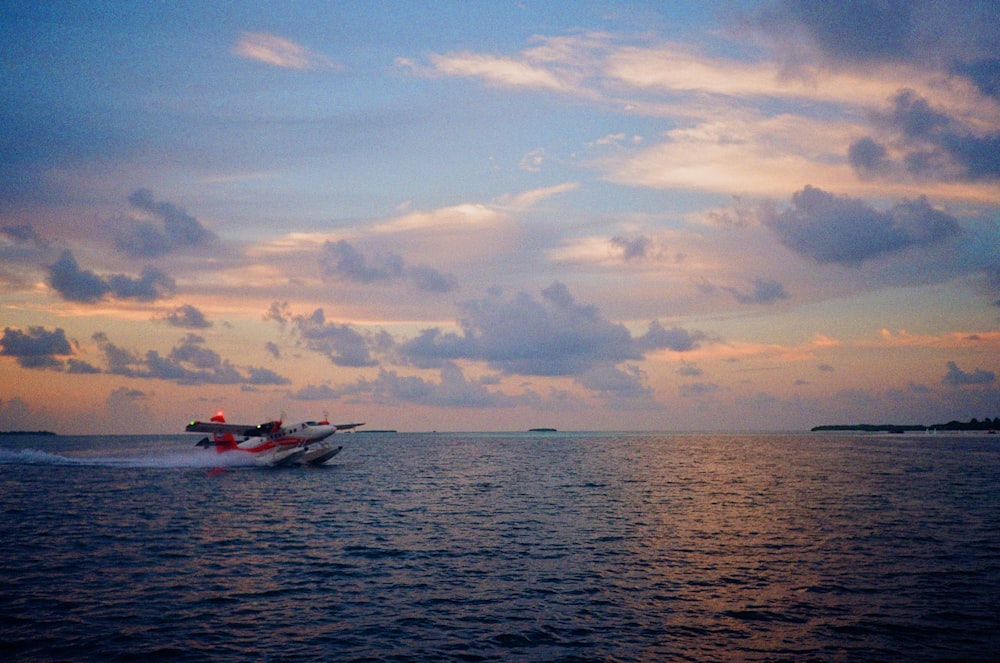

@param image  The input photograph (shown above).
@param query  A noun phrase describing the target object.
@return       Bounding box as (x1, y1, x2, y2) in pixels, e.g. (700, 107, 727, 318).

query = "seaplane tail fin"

(211, 431, 239, 454)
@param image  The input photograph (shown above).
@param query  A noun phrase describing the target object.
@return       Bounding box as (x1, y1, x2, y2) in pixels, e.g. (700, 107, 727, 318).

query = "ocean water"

(1, 431, 998, 662)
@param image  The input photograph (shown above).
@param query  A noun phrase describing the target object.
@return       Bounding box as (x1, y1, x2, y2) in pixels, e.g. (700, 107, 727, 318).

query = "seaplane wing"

(186, 420, 262, 437)
(335, 422, 365, 430)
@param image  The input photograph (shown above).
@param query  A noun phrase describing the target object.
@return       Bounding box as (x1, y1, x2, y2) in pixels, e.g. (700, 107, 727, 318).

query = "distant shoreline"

(812, 417, 999, 433)
(0, 430, 57, 436)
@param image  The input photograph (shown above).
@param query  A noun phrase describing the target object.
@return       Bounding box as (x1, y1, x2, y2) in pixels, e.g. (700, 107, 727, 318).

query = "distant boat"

(528, 428, 557, 432)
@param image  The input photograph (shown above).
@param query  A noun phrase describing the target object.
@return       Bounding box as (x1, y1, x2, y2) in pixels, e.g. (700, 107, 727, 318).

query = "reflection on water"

(1, 431, 998, 661)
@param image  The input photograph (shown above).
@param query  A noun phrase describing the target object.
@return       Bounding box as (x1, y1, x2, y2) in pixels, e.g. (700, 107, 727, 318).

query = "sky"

(2, 1, 999, 434)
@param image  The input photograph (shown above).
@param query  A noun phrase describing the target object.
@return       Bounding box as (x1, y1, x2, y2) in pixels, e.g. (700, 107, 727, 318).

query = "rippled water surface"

(2, 431, 999, 661)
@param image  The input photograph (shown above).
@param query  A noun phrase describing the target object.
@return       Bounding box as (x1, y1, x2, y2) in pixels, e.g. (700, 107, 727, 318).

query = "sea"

(1, 430, 998, 662)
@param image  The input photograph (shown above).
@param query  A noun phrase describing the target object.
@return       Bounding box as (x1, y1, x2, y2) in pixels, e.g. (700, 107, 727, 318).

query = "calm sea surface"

(2, 431, 999, 662)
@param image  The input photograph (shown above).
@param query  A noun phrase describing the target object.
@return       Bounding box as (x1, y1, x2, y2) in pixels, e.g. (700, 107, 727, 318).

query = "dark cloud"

(91, 331, 289, 386)
(847, 137, 890, 177)
(637, 320, 707, 353)
(759, 1, 1000, 69)
(323, 240, 404, 283)
(855, 89, 1000, 182)
(1, 326, 73, 369)
(783, 0, 915, 63)
(264, 301, 292, 326)
(763, 185, 960, 266)
(1, 224, 50, 257)
(408, 265, 459, 293)
(92, 332, 141, 376)
(957, 58, 1000, 99)
(115, 222, 171, 258)
(47, 249, 175, 302)
(245, 366, 290, 386)
(610, 235, 651, 261)
(106, 269, 175, 301)
(399, 282, 706, 377)
(48, 250, 111, 302)
(117, 189, 216, 257)
(67, 359, 101, 374)
(724, 278, 789, 305)
(942, 361, 995, 387)
(162, 304, 212, 329)
(292, 308, 380, 367)
(321, 240, 457, 293)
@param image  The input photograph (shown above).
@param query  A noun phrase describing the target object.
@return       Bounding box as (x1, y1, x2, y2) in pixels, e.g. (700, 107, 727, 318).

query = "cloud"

(47, 250, 175, 302)
(289, 383, 340, 401)
(610, 235, 652, 261)
(756, 1, 1000, 68)
(47, 251, 111, 302)
(67, 359, 101, 374)
(847, 137, 891, 177)
(777, 0, 915, 63)
(407, 265, 459, 293)
(679, 382, 721, 398)
(942, 361, 995, 387)
(92, 332, 290, 386)
(763, 186, 961, 265)
(882, 89, 1000, 181)
(319, 364, 518, 409)
(399, 282, 706, 378)
(118, 189, 216, 257)
(637, 320, 707, 353)
(576, 363, 654, 401)
(232, 32, 340, 71)
(426, 52, 575, 93)
(520, 148, 546, 171)
(1, 326, 73, 369)
(321, 240, 458, 293)
(1, 224, 49, 259)
(678, 362, 703, 377)
(161, 304, 212, 329)
(848, 89, 1000, 183)
(958, 58, 1000, 99)
(322, 240, 404, 283)
(286, 307, 381, 368)
(724, 278, 789, 305)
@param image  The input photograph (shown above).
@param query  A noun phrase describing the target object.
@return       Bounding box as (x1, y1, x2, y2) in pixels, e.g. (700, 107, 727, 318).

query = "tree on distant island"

(812, 417, 1000, 432)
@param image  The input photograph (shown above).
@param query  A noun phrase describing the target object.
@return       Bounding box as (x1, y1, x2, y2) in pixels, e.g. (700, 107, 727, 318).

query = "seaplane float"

(186, 411, 364, 466)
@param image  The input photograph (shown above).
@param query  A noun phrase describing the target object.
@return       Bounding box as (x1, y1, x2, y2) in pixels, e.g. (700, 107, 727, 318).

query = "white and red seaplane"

(186, 411, 364, 466)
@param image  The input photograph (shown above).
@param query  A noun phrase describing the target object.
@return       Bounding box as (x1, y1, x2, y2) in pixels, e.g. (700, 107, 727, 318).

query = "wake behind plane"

(186, 412, 363, 466)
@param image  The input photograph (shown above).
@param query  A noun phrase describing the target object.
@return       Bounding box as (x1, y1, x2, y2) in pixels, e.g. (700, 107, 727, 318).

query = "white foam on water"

(0, 446, 260, 469)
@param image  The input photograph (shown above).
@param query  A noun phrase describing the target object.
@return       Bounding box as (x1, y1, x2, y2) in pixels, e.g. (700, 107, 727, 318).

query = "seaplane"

(186, 411, 364, 466)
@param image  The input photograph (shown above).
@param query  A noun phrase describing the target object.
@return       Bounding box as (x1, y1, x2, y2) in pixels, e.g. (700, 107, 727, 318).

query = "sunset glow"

(2, 2, 998, 433)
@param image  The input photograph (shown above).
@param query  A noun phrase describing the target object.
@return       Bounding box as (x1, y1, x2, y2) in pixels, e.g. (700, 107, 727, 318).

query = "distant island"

(813, 417, 1000, 433)
(528, 428, 558, 432)
(0, 430, 56, 436)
